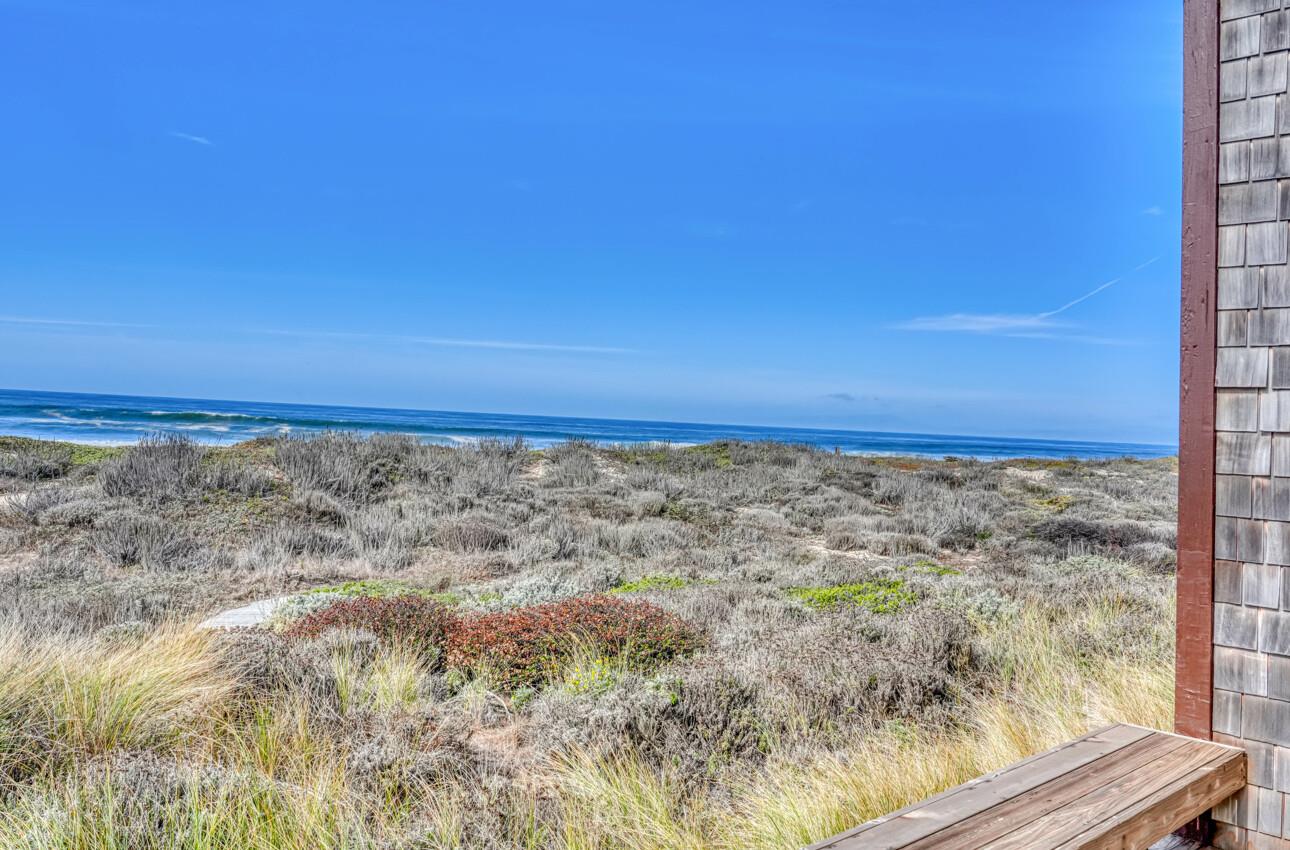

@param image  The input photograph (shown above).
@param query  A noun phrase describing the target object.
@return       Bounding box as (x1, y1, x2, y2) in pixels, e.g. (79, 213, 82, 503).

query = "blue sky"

(0, 1, 1182, 444)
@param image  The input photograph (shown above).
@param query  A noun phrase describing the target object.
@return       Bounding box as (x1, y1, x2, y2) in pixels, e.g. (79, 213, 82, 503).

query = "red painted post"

(1176, 0, 1219, 743)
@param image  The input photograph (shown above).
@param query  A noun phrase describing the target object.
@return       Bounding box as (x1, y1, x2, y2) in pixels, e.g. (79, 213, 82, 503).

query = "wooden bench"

(806, 724, 1245, 850)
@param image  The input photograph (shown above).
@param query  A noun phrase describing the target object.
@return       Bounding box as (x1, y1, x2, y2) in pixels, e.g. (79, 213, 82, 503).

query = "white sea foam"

(173, 424, 232, 433)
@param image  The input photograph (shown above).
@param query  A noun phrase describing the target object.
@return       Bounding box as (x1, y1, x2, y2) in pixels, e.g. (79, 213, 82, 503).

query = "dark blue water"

(0, 388, 1175, 460)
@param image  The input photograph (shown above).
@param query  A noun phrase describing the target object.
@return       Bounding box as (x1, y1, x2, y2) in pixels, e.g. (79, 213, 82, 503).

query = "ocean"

(0, 388, 1175, 461)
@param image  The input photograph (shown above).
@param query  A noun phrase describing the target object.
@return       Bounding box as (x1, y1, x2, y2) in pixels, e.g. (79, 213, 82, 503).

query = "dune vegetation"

(0, 433, 1176, 848)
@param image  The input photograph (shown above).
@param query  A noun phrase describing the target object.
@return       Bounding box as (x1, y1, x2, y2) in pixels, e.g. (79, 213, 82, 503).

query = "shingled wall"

(1212, 2, 1290, 847)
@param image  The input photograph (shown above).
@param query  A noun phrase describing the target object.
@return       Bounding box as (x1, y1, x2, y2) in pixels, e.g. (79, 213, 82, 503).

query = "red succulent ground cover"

(284, 596, 454, 663)
(284, 593, 702, 690)
(446, 595, 703, 689)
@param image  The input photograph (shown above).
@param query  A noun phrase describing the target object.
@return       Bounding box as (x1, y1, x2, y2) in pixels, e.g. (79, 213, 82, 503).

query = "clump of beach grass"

(551, 602, 1173, 850)
(0, 625, 232, 788)
(0, 758, 364, 850)
(0, 592, 1174, 850)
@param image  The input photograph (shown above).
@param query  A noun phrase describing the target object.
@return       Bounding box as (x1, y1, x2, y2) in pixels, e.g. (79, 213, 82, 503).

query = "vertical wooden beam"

(1176, 0, 1219, 742)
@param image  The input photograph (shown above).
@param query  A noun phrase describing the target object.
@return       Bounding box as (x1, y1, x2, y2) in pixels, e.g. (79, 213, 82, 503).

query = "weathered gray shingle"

(1226, 15, 1265, 59)
(1264, 390, 1290, 431)
(1220, 390, 1262, 430)
(1252, 309, 1290, 344)
(1218, 645, 1271, 692)
(1220, 431, 1274, 474)
(1225, 141, 1254, 183)
(1222, 474, 1257, 516)
(1223, 267, 1263, 308)
(1271, 655, 1290, 700)
(1244, 518, 1270, 561)
(1267, 266, 1290, 306)
(1254, 138, 1279, 179)
(1249, 561, 1283, 608)
(1253, 477, 1290, 520)
(1273, 435, 1290, 474)
(1265, 10, 1290, 53)
(1253, 53, 1290, 96)
(1221, 310, 1251, 346)
(1220, 560, 1247, 604)
(1223, 225, 1250, 267)
(1244, 694, 1290, 746)
(1267, 520, 1290, 564)
(1275, 744, 1290, 791)
(1258, 785, 1282, 834)
(1220, 516, 1242, 561)
(1226, 58, 1252, 102)
(1249, 738, 1277, 788)
(1265, 610, 1290, 655)
(1218, 347, 1270, 387)
(1274, 350, 1290, 389)
(1219, 601, 1262, 649)
(1249, 222, 1290, 265)
(1223, 181, 1280, 224)
(1223, 0, 1280, 22)
(1216, 688, 1243, 738)
(1222, 97, 1278, 142)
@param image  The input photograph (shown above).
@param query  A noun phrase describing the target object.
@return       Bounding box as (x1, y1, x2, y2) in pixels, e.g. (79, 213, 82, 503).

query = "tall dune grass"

(712, 606, 1172, 849)
(0, 599, 1175, 849)
(0, 765, 363, 850)
(0, 626, 231, 789)
(552, 601, 1174, 850)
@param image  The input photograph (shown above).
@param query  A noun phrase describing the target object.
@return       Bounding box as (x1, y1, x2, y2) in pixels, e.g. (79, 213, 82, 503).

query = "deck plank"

(808, 725, 1245, 850)
(900, 733, 1190, 849)
(1056, 749, 1245, 850)
(983, 741, 1234, 849)
(808, 724, 1153, 850)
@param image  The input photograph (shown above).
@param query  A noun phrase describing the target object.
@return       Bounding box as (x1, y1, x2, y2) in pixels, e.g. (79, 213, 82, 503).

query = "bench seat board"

(807, 724, 1244, 850)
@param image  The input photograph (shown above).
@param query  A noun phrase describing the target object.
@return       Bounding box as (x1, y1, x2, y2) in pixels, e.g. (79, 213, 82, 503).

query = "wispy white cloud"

(0, 314, 153, 329)
(999, 331, 1137, 346)
(168, 130, 214, 146)
(897, 313, 1056, 333)
(0, 314, 633, 355)
(894, 258, 1158, 342)
(253, 327, 637, 355)
(1141, 205, 1163, 216)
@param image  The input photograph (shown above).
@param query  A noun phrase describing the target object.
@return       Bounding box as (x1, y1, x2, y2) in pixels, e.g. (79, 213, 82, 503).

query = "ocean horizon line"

(0, 387, 1177, 461)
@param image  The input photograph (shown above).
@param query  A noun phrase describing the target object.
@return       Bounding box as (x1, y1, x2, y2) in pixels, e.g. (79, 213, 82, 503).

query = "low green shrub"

(788, 579, 916, 614)
(1036, 494, 1074, 512)
(905, 560, 960, 577)
(609, 574, 689, 594)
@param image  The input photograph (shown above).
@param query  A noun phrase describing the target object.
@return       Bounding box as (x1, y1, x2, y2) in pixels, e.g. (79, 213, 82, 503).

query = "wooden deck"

(807, 724, 1245, 850)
